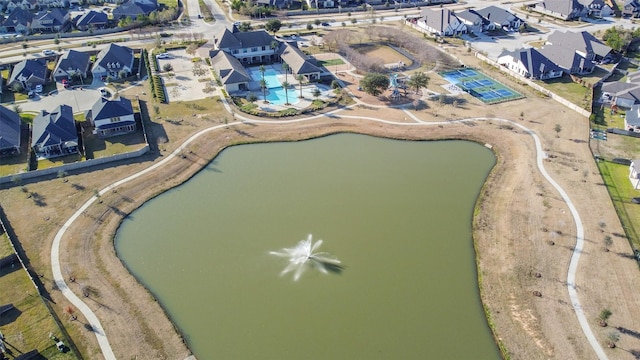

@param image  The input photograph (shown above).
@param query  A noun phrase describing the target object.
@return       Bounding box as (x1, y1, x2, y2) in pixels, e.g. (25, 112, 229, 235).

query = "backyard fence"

(0, 145, 149, 186)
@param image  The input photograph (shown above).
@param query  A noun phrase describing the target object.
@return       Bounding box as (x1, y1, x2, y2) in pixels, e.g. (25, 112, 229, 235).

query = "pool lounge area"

(244, 65, 333, 110)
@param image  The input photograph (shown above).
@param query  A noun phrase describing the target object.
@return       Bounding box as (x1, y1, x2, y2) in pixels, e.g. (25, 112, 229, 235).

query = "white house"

(497, 48, 564, 80)
(416, 8, 467, 36)
(630, 159, 640, 190)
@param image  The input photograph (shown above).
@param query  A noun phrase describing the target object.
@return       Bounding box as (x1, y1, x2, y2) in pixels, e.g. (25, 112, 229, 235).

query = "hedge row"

(151, 75, 166, 103)
(230, 95, 336, 118)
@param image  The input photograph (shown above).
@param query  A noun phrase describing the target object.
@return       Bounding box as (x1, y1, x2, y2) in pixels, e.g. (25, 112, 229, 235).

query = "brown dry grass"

(1, 43, 640, 360)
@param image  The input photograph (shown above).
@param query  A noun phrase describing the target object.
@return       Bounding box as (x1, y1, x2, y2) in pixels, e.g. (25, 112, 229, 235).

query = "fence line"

(0, 206, 83, 359)
(475, 52, 591, 118)
(0, 145, 149, 185)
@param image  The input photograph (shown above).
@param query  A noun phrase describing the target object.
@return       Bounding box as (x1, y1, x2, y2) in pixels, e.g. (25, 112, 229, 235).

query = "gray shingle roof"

(216, 28, 276, 50)
(279, 43, 322, 75)
(0, 105, 21, 150)
(33, 8, 68, 27)
(499, 47, 563, 78)
(475, 6, 517, 24)
(90, 96, 133, 122)
(626, 105, 640, 126)
(210, 51, 251, 85)
(542, 0, 583, 16)
(1, 8, 33, 28)
(420, 8, 459, 33)
(547, 30, 612, 58)
(95, 43, 134, 71)
(55, 50, 90, 75)
(75, 10, 108, 27)
(539, 44, 591, 72)
(456, 9, 483, 24)
(31, 105, 77, 148)
(9, 59, 46, 85)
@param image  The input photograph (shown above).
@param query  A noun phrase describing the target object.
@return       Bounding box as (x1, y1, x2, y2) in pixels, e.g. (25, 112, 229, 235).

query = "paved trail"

(51, 94, 606, 359)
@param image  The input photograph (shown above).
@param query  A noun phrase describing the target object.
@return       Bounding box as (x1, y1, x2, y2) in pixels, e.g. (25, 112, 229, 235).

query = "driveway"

(156, 49, 213, 102)
(18, 85, 104, 115)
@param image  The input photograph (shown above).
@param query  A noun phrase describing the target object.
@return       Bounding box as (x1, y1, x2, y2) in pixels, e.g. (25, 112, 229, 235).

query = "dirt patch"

(351, 43, 412, 65)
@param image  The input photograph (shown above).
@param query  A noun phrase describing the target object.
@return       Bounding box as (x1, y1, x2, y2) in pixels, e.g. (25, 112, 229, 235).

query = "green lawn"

(0, 232, 13, 258)
(0, 266, 77, 360)
(597, 160, 640, 250)
(83, 131, 147, 160)
(539, 76, 591, 110)
(318, 59, 345, 67)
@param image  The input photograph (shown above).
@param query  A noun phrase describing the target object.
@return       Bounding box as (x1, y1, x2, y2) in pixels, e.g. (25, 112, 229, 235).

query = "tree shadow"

(0, 306, 22, 326)
(617, 326, 640, 339)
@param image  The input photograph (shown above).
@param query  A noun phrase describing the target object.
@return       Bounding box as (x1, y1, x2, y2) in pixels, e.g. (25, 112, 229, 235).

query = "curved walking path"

(51, 94, 607, 359)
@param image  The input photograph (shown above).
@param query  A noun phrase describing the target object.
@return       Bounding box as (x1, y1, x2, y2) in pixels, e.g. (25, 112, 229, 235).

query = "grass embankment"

(0, 231, 76, 359)
(597, 160, 640, 250)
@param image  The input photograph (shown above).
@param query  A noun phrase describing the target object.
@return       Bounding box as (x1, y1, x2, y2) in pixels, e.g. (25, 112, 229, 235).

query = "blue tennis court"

(439, 68, 523, 104)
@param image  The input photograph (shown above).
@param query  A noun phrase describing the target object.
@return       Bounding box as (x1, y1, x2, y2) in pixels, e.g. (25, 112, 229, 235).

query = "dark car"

(321, 22, 330, 26)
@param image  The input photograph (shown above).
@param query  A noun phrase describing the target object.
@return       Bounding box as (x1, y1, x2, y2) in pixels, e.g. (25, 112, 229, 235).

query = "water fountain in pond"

(269, 234, 343, 281)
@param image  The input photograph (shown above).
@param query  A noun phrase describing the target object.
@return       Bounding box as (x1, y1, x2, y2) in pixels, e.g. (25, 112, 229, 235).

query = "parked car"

(321, 22, 330, 26)
(156, 53, 170, 59)
(42, 49, 55, 56)
(61, 78, 69, 88)
(35, 84, 43, 93)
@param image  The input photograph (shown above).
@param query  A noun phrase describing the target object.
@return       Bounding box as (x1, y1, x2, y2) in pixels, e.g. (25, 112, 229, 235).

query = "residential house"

(533, 0, 584, 20)
(546, 30, 614, 63)
(91, 43, 134, 80)
(256, 0, 298, 8)
(455, 9, 486, 34)
(213, 27, 279, 65)
(538, 45, 594, 74)
(8, 59, 47, 91)
(625, 104, 640, 132)
(0, 7, 32, 34)
(31, 8, 70, 33)
(601, 81, 640, 108)
(209, 50, 251, 93)
(5, 0, 38, 12)
(415, 8, 467, 36)
(475, 6, 523, 31)
(578, 0, 612, 17)
(537, 30, 613, 75)
(279, 42, 322, 81)
(39, 0, 66, 8)
(53, 49, 91, 81)
(497, 47, 564, 80)
(630, 159, 640, 189)
(600, 78, 640, 108)
(31, 104, 78, 158)
(622, 0, 640, 17)
(0, 105, 21, 157)
(74, 10, 108, 31)
(86, 96, 136, 137)
(112, 0, 157, 20)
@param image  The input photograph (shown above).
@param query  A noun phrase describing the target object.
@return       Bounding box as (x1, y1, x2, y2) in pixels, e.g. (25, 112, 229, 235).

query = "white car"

(156, 53, 170, 59)
(42, 50, 55, 56)
(35, 84, 43, 93)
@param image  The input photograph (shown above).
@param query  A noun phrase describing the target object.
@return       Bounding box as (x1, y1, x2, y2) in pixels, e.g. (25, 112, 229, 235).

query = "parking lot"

(155, 49, 214, 102)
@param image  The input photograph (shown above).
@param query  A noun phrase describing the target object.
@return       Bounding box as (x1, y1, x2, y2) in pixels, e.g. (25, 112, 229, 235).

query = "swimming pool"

(249, 68, 281, 89)
(249, 67, 299, 105)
